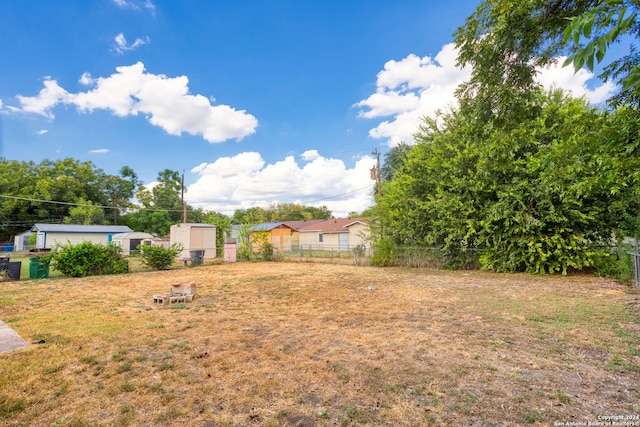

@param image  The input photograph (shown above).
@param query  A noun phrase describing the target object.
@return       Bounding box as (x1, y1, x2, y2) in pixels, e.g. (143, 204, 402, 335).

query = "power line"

(0, 184, 375, 214)
(0, 194, 180, 213)
(318, 145, 385, 157)
(0, 194, 122, 211)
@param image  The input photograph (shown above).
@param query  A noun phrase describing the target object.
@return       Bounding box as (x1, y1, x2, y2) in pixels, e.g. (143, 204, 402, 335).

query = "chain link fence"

(243, 243, 482, 269)
(629, 252, 640, 289)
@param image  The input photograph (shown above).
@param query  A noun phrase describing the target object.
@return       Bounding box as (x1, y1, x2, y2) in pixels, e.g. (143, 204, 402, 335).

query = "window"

(318, 233, 323, 243)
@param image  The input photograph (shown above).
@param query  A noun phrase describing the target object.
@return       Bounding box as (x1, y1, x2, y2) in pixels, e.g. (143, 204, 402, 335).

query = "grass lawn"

(0, 262, 638, 426)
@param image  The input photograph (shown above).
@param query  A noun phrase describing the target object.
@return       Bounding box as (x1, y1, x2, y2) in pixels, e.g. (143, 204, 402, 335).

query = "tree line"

(370, 0, 639, 275)
(0, 159, 333, 244)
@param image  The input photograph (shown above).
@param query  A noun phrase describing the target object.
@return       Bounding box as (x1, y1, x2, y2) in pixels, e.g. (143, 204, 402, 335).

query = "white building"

(169, 223, 216, 260)
(30, 224, 133, 249)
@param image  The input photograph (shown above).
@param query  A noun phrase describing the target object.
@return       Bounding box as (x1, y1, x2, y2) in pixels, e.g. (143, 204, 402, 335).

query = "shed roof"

(32, 224, 133, 234)
(111, 232, 155, 240)
(170, 223, 215, 228)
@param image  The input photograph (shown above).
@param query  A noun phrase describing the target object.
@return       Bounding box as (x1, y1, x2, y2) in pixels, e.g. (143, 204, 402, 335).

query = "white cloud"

(356, 91, 420, 119)
(89, 148, 110, 154)
(186, 151, 375, 217)
(535, 57, 616, 104)
(113, 0, 155, 12)
(37, 129, 48, 135)
(301, 149, 320, 161)
(113, 33, 150, 54)
(8, 62, 258, 143)
(8, 78, 70, 119)
(356, 43, 471, 147)
(79, 72, 93, 85)
(143, 0, 155, 11)
(357, 44, 618, 147)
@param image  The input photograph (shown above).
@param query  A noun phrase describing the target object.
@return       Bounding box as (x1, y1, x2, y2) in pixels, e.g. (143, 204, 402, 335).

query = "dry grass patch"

(0, 263, 638, 426)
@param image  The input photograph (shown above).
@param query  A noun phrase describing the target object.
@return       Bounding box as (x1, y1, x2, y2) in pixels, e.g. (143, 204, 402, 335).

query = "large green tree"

(0, 158, 136, 240)
(378, 90, 638, 273)
(381, 143, 412, 182)
(563, 0, 639, 106)
(232, 203, 332, 224)
(122, 169, 184, 237)
(455, 0, 639, 110)
(454, 0, 595, 127)
(371, 0, 640, 274)
(108, 166, 142, 224)
(201, 210, 232, 249)
(455, 0, 639, 248)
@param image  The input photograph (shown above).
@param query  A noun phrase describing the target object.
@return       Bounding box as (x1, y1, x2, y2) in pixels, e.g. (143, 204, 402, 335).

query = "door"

(37, 232, 46, 249)
(339, 233, 348, 251)
(130, 239, 142, 253)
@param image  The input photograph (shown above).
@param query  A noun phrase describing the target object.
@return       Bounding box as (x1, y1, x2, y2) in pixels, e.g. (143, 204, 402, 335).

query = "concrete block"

(152, 294, 170, 305)
(169, 295, 186, 304)
(171, 282, 197, 297)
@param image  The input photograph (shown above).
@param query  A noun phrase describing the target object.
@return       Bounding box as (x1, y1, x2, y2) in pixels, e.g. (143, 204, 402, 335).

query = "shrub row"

(48, 241, 183, 277)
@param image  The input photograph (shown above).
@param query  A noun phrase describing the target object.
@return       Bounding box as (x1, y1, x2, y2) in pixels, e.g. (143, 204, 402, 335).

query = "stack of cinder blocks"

(152, 282, 197, 305)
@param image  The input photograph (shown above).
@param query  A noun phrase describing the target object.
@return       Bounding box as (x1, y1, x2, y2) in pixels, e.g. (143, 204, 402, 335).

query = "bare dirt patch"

(0, 262, 638, 426)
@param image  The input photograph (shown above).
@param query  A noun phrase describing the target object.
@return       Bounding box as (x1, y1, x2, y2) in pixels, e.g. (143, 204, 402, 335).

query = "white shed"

(30, 224, 134, 249)
(111, 232, 155, 255)
(13, 230, 33, 251)
(169, 223, 216, 260)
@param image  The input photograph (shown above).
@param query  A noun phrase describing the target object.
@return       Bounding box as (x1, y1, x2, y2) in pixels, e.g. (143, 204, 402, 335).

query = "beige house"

(297, 218, 369, 251)
(30, 224, 133, 249)
(282, 219, 325, 251)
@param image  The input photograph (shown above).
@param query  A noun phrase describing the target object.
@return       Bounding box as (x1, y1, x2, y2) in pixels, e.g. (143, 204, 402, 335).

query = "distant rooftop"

(32, 224, 133, 234)
(298, 218, 367, 233)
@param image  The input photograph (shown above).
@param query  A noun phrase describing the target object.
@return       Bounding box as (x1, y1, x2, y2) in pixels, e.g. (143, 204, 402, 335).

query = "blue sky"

(0, 0, 616, 217)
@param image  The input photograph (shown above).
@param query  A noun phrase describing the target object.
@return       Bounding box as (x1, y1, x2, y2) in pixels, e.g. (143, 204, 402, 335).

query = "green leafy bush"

(592, 246, 635, 284)
(236, 224, 254, 260)
(259, 242, 274, 261)
(49, 241, 129, 277)
(138, 243, 183, 270)
(370, 237, 396, 267)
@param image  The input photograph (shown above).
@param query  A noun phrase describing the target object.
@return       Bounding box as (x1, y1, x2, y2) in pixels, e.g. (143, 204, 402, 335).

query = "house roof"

(298, 218, 367, 233)
(32, 224, 133, 234)
(250, 222, 294, 232)
(281, 219, 325, 230)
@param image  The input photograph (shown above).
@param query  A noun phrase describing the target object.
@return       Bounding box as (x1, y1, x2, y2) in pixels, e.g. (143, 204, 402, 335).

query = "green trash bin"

(29, 257, 50, 279)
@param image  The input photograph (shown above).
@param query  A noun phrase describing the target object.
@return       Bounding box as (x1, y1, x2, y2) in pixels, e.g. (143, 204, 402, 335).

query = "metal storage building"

(30, 224, 133, 249)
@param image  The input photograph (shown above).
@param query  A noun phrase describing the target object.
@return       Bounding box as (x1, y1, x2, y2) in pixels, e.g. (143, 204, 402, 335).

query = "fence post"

(635, 253, 640, 289)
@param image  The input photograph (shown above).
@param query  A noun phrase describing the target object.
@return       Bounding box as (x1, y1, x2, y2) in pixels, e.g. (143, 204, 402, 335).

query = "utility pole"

(371, 149, 382, 197)
(181, 170, 187, 223)
(113, 188, 118, 225)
